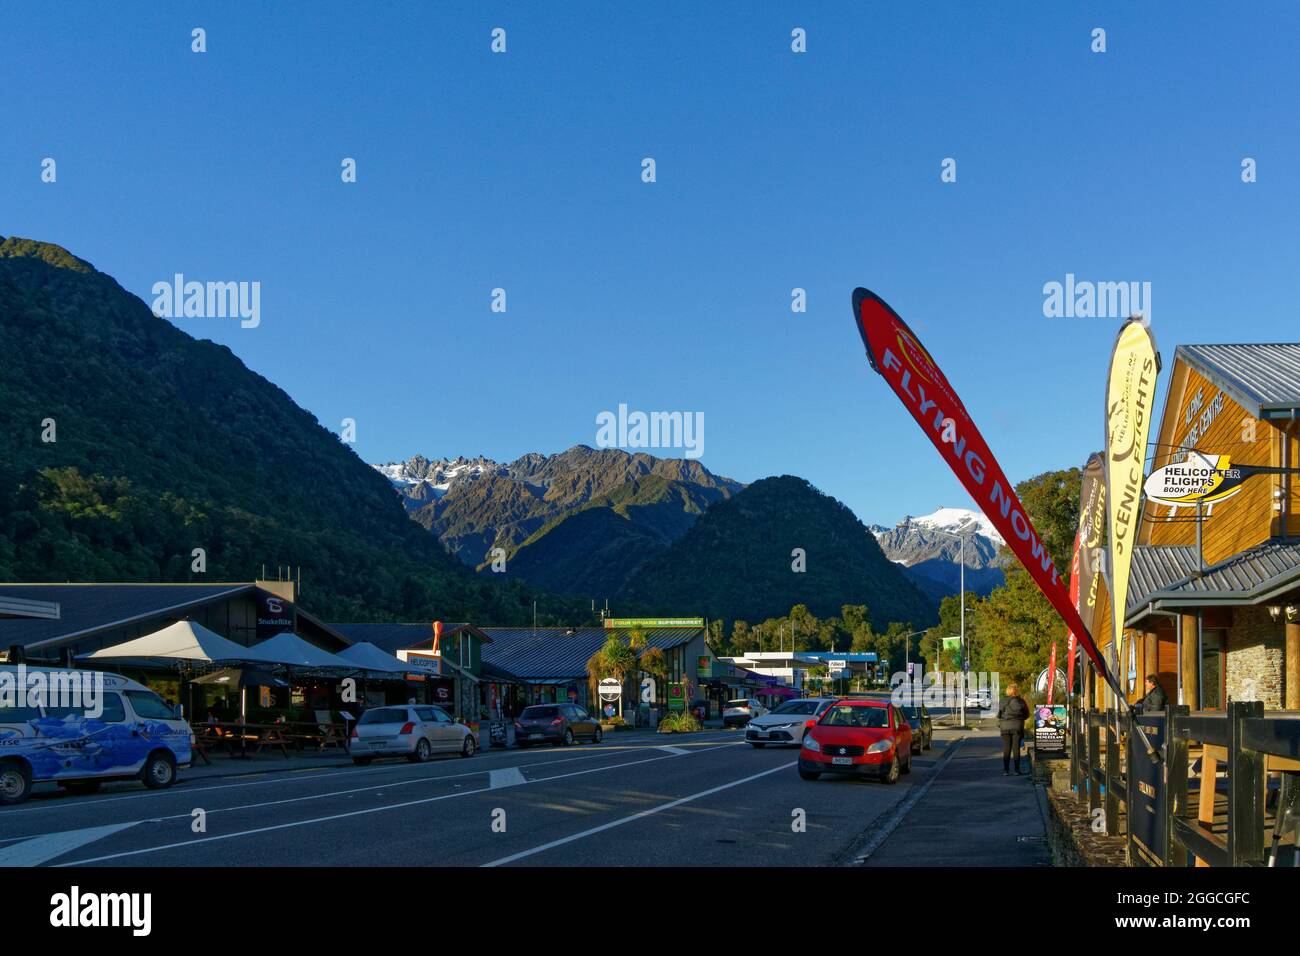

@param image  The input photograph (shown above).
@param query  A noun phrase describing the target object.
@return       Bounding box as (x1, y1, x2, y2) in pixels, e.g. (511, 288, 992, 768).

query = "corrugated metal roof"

(1126, 540, 1300, 621)
(0, 583, 252, 650)
(1179, 344, 1300, 416)
(1128, 546, 1202, 613)
(480, 626, 702, 681)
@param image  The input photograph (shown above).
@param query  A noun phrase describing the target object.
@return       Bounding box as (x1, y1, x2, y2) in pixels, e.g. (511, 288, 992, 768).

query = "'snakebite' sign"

(851, 288, 1113, 682)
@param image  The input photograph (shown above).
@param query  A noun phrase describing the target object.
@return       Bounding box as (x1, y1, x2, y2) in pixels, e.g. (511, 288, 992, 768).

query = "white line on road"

(489, 767, 526, 789)
(481, 760, 799, 867)
(0, 822, 139, 868)
(657, 745, 691, 755)
(55, 743, 742, 867)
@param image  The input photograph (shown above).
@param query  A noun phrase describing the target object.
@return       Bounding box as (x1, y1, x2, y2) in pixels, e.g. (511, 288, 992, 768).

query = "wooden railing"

(1068, 700, 1300, 866)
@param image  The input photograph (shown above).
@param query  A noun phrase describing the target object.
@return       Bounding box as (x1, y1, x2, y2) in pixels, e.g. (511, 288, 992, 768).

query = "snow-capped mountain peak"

(374, 455, 499, 497)
(905, 507, 1005, 546)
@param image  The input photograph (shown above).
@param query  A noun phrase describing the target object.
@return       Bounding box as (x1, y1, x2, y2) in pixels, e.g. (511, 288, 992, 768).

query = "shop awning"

(335, 641, 410, 674)
(80, 620, 253, 664)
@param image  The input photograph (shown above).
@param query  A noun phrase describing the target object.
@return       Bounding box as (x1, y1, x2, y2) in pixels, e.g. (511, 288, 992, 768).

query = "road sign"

(827, 659, 846, 674)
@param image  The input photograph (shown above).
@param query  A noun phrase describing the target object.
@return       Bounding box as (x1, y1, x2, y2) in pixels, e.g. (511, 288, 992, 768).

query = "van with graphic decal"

(0, 665, 192, 805)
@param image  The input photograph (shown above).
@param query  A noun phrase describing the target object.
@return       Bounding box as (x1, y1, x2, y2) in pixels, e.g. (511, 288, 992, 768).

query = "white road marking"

(489, 767, 526, 789)
(55, 743, 739, 866)
(657, 746, 691, 755)
(0, 822, 139, 868)
(481, 760, 799, 867)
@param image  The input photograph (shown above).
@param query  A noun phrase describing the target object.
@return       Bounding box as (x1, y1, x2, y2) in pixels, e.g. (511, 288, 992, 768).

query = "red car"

(798, 699, 913, 783)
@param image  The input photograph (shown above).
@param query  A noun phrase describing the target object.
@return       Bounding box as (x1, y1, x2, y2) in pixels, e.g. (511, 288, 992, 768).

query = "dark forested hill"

(0, 236, 582, 624)
(616, 475, 938, 629)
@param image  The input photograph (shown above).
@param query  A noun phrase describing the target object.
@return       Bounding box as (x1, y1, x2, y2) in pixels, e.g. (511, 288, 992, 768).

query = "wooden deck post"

(1286, 618, 1300, 710)
(1165, 704, 1189, 866)
(1180, 613, 1200, 708)
(1226, 700, 1265, 866)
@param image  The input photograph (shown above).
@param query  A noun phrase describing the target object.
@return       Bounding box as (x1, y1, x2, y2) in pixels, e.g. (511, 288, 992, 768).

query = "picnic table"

(191, 721, 292, 759)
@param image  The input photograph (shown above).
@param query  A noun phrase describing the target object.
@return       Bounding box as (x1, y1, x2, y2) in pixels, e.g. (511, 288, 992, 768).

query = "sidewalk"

(860, 728, 1052, 866)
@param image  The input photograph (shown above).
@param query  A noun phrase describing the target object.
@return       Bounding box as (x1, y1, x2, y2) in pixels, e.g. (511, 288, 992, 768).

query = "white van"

(0, 665, 193, 805)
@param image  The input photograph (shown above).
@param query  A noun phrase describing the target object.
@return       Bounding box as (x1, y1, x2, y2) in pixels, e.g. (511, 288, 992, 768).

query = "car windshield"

(820, 705, 888, 728)
(522, 706, 559, 719)
(902, 707, 922, 720)
(359, 707, 409, 724)
(725, 700, 751, 708)
(772, 700, 818, 715)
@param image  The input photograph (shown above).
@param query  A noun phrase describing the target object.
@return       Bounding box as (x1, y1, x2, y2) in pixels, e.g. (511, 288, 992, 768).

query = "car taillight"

(399, 722, 415, 735)
(805, 719, 816, 728)
(350, 725, 359, 738)
(513, 721, 523, 729)
(550, 717, 563, 725)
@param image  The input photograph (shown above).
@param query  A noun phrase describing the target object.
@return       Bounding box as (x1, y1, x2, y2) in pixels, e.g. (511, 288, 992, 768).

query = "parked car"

(350, 704, 477, 765)
(514, 703, 603, 747)
(964, 689, 993, 710)
(798, 699, 913, 783)
(900, 703, 933, 752)
(745, 697, 837, 747)
(722, 698, 768, 727)
(0, 666, 192, 805)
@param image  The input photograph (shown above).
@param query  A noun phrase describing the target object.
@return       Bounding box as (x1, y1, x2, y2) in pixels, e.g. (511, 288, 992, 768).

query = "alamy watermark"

(151, 273, 261, 328)
(889, 667, 1000, 714)
(1043, 273, 1151, 321)
(0, 666, 104, 718)
(595, 403, 704, 459)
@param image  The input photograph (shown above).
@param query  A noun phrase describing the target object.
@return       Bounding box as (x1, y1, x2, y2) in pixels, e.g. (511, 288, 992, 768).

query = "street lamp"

(930, 528, 969, 726)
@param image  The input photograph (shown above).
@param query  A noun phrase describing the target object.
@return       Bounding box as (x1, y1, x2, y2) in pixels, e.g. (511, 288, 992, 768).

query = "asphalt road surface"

(0, 729, 962, 867)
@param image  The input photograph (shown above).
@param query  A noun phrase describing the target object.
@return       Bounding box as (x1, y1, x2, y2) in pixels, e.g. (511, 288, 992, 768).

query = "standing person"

(998, 682, 1030, 776)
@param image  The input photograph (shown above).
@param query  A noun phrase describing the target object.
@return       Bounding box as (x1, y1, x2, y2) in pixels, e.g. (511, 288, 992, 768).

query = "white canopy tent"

(80, 620, 253, 664)
(335, 642, 409, 674)
(239, 631, 354, 670)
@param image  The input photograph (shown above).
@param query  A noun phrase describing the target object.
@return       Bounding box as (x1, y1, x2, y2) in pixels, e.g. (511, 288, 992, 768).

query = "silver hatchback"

(350, 705, 477, 765)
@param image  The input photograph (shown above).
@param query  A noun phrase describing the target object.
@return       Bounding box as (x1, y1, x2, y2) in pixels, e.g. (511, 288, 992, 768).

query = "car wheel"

(352, 756, 373, 766)
(562, 728, 574, 747)
(410, 738, 432, 763)
(750, 742, 766, 749)
(798, 769, 821, 781)
(59, 780, 103, 795)
(592, 726, 603, 744)
(925, 733, 933, 751)
(0, 761, 32, 806)
(141, 751, 176, 790)
(460, 735, 476, 758)
(882, 752, 900, 784)
(901, 751, 913, 774)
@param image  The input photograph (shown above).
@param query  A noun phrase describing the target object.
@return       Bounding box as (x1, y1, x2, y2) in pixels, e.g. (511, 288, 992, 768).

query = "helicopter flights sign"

(1143, 451, 1245, 506)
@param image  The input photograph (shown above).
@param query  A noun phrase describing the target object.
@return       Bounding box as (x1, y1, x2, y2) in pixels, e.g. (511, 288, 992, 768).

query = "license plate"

(832, 757, 853, 766)
(529, 733, 544, 740)
(752, 732, 768, 738)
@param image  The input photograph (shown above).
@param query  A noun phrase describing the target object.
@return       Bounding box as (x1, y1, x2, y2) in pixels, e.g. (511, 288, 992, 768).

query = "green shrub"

(657, 711, 702, 734)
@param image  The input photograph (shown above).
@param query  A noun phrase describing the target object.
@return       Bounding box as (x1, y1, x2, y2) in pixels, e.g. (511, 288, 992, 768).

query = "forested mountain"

(0, 236, 584, 624)
(375, 445, 742, 596)
(617, 476, 938, 630)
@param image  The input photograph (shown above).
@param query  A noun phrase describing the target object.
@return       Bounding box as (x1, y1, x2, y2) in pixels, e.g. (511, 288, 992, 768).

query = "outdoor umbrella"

(192, 667, 290, 725)
(80, 620, 252, 665)
(239, 632, 354, 669)
(334, 642, 409, 674)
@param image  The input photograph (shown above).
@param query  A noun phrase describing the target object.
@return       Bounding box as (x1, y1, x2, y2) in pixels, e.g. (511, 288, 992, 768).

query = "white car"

(723, 698, 769, 727)
(745, 698, 837, 747)
(963, 691, 994, 710)
(350, 704, 477, 765)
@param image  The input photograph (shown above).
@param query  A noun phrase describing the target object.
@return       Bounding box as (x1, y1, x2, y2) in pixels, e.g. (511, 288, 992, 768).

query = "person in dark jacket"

(1137, 675, 1168, 713)
(997, 683, 1030, 775)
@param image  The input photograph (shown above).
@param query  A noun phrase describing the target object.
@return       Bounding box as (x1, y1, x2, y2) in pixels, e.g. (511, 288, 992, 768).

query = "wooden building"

(1095, 343, 1300, 710)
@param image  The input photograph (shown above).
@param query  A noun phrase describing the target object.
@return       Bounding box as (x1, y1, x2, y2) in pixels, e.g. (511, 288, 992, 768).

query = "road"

(0, 728, 965, 867)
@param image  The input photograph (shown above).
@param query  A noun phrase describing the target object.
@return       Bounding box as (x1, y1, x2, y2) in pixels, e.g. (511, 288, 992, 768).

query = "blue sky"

(5, 2, 1298, 527)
